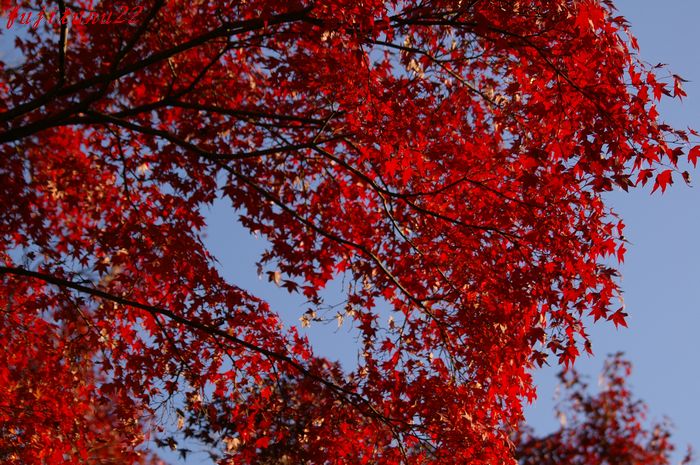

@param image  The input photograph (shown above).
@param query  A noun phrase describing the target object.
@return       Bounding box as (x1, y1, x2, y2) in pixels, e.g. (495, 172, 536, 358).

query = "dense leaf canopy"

(0, 0, 695, 463)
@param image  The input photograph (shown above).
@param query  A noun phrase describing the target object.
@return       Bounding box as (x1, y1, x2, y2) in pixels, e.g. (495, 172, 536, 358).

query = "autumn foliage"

(0, 0, 696, 463)
(516, 355, 692, 465)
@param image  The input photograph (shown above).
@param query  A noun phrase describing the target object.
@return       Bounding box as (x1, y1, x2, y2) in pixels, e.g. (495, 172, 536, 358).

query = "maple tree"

(515, 354, 692, 465)
(0, 0, 697, 463)
(177, 354, 690, 464)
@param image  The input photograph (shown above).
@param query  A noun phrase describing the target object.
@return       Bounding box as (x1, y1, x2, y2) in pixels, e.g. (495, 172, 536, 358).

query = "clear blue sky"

(202, 1, 700, 461)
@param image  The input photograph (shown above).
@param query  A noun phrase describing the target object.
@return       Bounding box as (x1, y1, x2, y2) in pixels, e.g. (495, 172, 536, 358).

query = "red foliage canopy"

(516, 355, 693, 465)
(0, 0, 695, 463)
